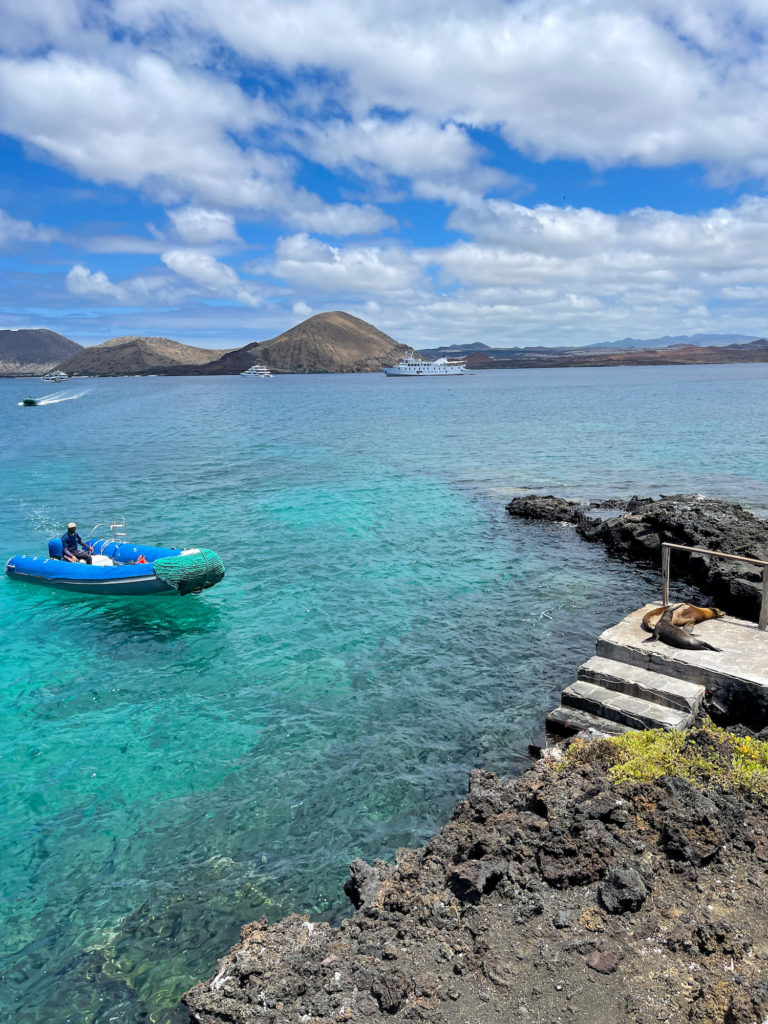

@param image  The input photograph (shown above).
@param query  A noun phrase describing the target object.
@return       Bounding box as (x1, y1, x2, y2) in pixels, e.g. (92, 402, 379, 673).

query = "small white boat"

(241, 364, 273, 378)
(382, 354, 465, 377)
(42, 370, 69, 382)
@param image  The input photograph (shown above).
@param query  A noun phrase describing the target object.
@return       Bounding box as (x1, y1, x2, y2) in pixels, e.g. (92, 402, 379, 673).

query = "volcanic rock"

(183, 729, 768, 1024)
(506, 493, 768, 619)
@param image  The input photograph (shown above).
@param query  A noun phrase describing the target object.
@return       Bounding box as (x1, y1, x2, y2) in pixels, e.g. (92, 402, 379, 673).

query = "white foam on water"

(36, 389, 90, 405)
(18, 389, 90, 406)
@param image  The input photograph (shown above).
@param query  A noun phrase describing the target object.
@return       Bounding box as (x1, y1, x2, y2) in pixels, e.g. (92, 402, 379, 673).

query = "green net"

(153, 548, 225, 595)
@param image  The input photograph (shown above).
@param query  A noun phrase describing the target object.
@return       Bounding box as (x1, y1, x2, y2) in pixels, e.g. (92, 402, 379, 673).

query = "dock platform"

(547, 604, 768, 736)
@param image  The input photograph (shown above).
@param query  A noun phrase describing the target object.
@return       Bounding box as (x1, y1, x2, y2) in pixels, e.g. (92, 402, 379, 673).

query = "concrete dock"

(547, 604, 768, 736)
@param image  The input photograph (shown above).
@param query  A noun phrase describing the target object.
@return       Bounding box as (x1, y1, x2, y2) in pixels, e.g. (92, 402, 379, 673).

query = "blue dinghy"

(5, 519, 225, 597)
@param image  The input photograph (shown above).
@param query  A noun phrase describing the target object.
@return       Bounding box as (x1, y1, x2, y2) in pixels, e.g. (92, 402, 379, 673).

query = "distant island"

(0, 312, 411, 377)
(1, 316, 767, 376)
(463, 337, 768, 369)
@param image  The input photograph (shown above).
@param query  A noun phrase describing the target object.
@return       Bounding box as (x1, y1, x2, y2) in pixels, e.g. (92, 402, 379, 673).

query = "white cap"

(67, 522, 76, 529)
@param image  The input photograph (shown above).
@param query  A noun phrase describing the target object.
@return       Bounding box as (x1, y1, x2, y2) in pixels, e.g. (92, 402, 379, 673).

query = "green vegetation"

(562, 721, 768, 796)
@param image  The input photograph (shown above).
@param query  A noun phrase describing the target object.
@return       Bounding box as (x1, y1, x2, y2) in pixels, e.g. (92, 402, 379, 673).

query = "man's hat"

(67, 522, 76, 529)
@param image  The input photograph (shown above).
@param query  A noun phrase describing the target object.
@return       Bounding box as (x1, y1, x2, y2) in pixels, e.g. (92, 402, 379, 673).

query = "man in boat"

(61, 522, 93, 564)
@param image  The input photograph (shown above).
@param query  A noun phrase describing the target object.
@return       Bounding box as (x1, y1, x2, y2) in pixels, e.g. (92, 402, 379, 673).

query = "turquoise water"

(2, 363, 767, 1023)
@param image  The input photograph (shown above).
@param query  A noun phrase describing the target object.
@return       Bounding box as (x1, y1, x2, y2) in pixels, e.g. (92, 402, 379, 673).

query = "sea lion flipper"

(641, 605, 667, 633)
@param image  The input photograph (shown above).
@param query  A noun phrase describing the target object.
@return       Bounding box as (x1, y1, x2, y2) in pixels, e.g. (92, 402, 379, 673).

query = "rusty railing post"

(661, 543, 670, 606)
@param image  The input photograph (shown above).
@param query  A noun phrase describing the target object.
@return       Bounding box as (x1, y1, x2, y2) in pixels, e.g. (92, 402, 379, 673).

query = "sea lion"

(644, 607, 721, 652)
(641, 603, 725, 633)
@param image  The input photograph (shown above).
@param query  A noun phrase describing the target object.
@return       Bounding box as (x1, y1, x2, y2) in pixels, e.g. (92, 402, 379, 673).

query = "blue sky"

(2, 0, 768, 350)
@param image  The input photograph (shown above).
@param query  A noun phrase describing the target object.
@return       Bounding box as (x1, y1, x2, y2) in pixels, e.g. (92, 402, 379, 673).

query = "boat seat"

(48, 538, 63, 559)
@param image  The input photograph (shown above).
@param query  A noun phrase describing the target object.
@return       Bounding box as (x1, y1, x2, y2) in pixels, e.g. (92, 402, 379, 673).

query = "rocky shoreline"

(183, 494, 768, 1024)
(184, 728, 768, 1024)
(505, 493, 768, 621)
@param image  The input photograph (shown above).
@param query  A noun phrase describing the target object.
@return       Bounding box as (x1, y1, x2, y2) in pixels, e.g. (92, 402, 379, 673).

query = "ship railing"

(661, 541, 768, 631)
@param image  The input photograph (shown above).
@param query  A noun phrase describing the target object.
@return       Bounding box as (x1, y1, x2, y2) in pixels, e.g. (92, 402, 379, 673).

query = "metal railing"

(661, 541, 768, 631)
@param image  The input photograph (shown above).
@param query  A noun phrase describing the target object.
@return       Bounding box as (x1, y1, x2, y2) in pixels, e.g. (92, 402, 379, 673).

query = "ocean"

(2, 363, 767, 1023)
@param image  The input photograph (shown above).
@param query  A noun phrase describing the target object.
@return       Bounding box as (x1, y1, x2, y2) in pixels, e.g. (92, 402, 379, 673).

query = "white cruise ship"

(41, 370, 69, 382)
(382, 354, 465, 377)
(240, 364, 273, 378)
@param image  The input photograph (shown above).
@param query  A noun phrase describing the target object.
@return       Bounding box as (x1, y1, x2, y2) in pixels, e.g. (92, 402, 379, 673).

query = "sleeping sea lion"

(641, 603, 725, 633)
(643, 607, 721, 652)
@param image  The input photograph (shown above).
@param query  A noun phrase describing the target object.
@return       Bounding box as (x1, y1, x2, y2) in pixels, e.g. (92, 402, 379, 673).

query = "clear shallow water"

(1, 363, 767, 1023)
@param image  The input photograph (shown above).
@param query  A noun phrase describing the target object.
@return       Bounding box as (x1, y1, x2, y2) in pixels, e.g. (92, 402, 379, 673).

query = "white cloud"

(444, 195, 768, 279)
(0, 0, 108, 53)
(273, 233, 421, 293)
(0, 51, 389, 235)
(10, 1, 768, 347)
(167, 207, 240, 245)
(281, 191, 393, 235)
(161, 249, 262, 306)
(82, 235, 168, 254)
(65, 253, 263, 308)
(66, 264, 128, 300)
(0, 209, 58, 245)
(101, 0, 768, 180)
(307, 117, 474, 178)
(0, 53, 261, 190)
(58, 191, 768, 344)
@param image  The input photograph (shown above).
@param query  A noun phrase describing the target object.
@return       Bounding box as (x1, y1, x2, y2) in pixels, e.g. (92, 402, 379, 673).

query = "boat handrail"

(88, 516, 130, 543)
(661, 541, 768, 631)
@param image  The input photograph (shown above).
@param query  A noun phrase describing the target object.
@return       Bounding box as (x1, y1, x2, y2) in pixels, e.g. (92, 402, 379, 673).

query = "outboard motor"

(48, 538, 63, 560)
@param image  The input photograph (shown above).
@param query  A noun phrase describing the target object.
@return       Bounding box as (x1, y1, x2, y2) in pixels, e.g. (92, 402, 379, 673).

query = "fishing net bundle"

(153, 548, 225, 595)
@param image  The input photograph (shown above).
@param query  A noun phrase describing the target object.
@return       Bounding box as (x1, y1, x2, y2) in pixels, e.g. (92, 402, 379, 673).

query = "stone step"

(577, 656, 705, 714)
(562, 680, 693, 731)
(546, 705, 629, 738)
(596, 608, 768, 710)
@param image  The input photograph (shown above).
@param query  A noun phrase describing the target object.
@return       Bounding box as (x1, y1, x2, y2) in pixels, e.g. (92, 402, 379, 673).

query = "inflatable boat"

(5, 522, 225, 597)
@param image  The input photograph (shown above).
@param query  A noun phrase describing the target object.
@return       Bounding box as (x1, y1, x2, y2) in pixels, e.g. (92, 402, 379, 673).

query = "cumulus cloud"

(0, 52, 262, 190)
(10, 1, 768, 345)
(102, 0, 768, 180)
(306, 117, 475, 179)
(0, 51, 390, 234)
(273, 234, 421, 293)
(167, 206, 240, 245)
(282, 192, 393, 235)
(443, 195, 768, 281)
(0, 209, 58, 245)
(161, 249, 262, 306)
(387, 193, 768, 343)
(66, 264, 127, 300)
(6, 0, 768, 248)
(65, 253, 263, 308)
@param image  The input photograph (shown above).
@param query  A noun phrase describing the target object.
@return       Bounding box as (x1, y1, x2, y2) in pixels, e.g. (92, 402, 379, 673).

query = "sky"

(2, 1, 768, 350)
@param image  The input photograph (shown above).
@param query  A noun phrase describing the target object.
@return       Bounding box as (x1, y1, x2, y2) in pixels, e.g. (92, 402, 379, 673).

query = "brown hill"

(0, 328, 81, 375)
(57, 336, 233, 376)
(203, 311, 411, 374)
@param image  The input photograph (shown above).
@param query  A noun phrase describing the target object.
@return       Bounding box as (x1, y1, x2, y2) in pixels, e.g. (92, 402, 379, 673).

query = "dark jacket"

(61, 530, 85, 555)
